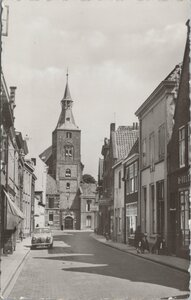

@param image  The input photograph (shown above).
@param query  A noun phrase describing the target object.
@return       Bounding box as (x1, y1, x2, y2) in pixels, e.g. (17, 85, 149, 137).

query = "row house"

(135, 63, 182, 252)
(98, 123, 138, 241)
(0, 72, 36, 253)
(80, 183, 98, 230)
(123, 138, 139, 245)
(167, 21, 190, 258)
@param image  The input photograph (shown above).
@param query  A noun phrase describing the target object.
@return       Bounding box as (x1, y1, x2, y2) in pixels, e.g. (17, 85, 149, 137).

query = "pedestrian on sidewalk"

(19, 229, 23, 242)
(134, 226, 144, 253)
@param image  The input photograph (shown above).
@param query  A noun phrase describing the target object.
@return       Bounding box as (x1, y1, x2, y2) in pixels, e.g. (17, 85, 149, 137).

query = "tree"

(82, 174, 96, 184)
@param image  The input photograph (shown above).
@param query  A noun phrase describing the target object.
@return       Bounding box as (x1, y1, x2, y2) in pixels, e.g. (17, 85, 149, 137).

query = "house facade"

(40, 74, 83, 230)
(123, 139, 139, 245)
(80, 183, 98, 230)
(0, 72, 35, 253)
(135, 64, 182, 249)
(167, 22, 190, 258)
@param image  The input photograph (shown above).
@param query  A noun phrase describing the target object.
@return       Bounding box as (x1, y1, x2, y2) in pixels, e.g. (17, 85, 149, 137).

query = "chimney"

(110, 123, 115, 132)
(9, 86, 17, 110)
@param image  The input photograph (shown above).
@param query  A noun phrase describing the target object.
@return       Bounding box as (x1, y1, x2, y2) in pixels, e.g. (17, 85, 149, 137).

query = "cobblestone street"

(7, 231, 189, 300)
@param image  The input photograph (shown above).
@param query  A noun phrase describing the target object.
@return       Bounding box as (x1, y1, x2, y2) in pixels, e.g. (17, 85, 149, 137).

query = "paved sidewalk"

(91, 233, 190, 273)
(1, 236, 31, 298)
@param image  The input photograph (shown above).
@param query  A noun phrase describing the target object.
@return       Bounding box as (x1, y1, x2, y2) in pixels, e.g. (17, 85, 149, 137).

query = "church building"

(40, 73, 83, 230)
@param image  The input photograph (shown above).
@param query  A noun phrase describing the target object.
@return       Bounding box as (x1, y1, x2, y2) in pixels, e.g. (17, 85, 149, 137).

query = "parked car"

(31, 227, 53, 249)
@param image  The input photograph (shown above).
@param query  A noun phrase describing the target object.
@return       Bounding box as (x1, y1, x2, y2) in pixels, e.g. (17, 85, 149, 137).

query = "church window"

(66, 182, 70, 189)
(66, 132, 72, 138)
(65, 146, 73, 158)
(65, 169, 71, 177)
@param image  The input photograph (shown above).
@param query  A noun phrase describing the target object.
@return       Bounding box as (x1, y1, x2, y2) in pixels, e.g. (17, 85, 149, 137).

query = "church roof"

(63, 82, 72, 101)
(56, 75, 79, 131)
(39, 145, 52, 164)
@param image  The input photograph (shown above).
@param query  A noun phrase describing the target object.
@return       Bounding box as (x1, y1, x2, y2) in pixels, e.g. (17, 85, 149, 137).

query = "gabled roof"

(135, 63, 182, 117)
(113, 126, 139, 161)
(39, 146, 52, 164)
(127, 138, 139, 158)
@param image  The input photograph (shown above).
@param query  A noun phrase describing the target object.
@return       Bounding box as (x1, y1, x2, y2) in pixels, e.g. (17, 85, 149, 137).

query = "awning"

(4, 190, 24, 229)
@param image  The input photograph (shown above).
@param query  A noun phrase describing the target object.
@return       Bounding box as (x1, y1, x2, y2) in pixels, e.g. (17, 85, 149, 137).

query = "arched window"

(65, 169, 71, 177)
(65, 146, 73, 159)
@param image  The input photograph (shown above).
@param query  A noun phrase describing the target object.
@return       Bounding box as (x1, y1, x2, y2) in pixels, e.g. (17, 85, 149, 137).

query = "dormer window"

(66, 132, 72, 139)
(65, 169, 71, 177)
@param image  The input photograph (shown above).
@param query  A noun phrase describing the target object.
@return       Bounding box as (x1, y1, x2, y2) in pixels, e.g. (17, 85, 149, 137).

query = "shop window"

(150, 184, 155, 233)
(65, 169, 71, 177)
(143, 186, 147, 232)
(156, 180, 164, 235)
(180, 190, 190, 247)
(179, 126, 185, 168)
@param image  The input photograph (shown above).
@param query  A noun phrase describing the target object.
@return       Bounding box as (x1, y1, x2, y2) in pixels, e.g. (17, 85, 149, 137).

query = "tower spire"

(66, 68, 69, 83)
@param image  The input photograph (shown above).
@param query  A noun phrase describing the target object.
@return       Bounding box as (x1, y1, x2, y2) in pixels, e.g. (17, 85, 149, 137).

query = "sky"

(2, 0, 189, 190)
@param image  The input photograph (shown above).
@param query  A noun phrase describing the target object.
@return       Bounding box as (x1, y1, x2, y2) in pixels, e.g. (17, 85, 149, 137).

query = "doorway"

(65, 216, 73, 229)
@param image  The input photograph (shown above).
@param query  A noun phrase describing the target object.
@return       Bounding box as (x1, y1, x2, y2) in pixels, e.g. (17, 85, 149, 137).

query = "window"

(66, 117, 70, 121)
(66, 132, 72, 139)
(142, 139, 147, 167)
(179, 126, 185, 167)
(66, 182, 70, 189)
(65, 169, 71, 177)
(156, 180, 164, 235)
(158, 124, 165, 160)
(180, 190, 190, 247)
(86, 216, 92, 228)
(149, 132, 155, 171)
(150, 184, 155, 233)
(143, 187, 147, 232)
(65, 146, 73, 158)
(126, 161, 138, 194)
(86, 200, 91, 212)
(126, 203, 137, 234)
(48, 198, 54, 208)
(118, 171, 121, 189)
(49, 212, 53, 222)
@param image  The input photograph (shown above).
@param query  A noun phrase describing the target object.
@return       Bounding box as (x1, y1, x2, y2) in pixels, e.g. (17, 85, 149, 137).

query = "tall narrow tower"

(40, 73, 83, 230)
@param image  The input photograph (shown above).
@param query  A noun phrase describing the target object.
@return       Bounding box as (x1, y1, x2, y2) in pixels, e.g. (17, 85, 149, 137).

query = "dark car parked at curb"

(31, 227, 53, 249)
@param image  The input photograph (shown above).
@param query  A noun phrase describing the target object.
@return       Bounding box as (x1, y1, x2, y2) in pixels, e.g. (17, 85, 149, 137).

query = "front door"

(65, 216, 73, 229)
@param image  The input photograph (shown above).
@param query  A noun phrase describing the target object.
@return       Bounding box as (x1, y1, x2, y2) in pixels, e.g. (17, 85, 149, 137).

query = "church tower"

(40, 73, 83, 230)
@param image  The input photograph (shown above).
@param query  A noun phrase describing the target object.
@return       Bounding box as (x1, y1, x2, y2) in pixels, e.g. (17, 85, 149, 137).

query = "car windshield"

(34, 228, 51, 234)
